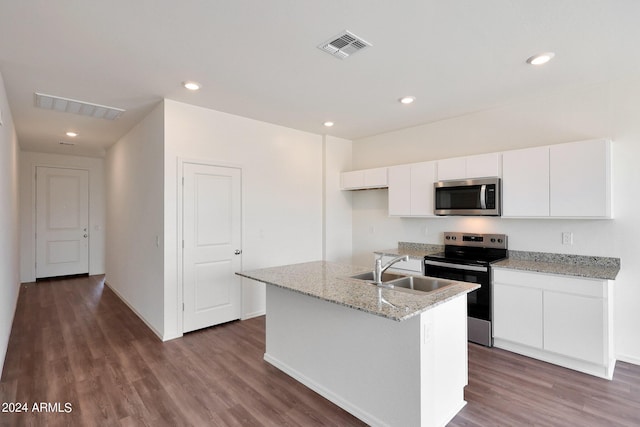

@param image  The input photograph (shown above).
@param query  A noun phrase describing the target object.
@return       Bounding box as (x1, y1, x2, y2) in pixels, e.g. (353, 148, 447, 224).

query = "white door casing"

(35, 167, 89, 278)
(182, 163, 242, 333)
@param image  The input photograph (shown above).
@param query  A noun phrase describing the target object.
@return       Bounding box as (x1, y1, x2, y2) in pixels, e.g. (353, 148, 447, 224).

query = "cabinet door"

(493, 283, 543, 348)
(437, 157, 466, 181)
(363, 167, 388, 187)
(466, 153, 501, 178)
(543, 291, 605, 364)
(340, 170, 364, 190)
(502, 146, 550, 217)
(550, 139, 611, 217)
(410, 161, 436, 216)
(388, 165, 411, 216)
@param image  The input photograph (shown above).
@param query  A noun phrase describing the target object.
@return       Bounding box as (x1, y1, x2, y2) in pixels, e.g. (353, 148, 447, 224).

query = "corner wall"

(323, 135, 353, 263)
(351, 76, 640, 364)
(105, 102, 165, 338)
(163, 99, 326, 339)
(0, 72, 20, 375)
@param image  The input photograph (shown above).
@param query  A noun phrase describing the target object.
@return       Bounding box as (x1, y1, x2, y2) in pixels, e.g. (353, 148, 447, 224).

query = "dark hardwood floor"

(1, 276, 639, 426)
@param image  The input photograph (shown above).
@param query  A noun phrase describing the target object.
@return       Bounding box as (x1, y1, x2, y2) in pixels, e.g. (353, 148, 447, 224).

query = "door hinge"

(182, 177, 184, 186)
(182, 303, 184, 312)
(182, 240, 184, 248)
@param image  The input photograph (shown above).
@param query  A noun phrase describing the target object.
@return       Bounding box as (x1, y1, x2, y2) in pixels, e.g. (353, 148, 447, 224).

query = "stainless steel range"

(424, 232, 507, 347)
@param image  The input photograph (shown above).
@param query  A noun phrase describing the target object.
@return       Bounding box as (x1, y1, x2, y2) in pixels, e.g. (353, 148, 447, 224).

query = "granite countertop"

(377, 242, 620, 281)
(493, 251, 620, 281)
(374, 242, 443, 260)
(237, 261, 478, 322)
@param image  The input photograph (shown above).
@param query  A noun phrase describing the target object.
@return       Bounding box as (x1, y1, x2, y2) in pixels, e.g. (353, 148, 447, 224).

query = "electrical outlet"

(562, 232, 573, 245)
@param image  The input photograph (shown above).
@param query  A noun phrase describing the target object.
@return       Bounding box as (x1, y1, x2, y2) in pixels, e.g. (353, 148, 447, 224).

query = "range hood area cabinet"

(502, 138, 612, 218)
(388, 161, 437, 217)
(437, 152, 501, 181)
(340, 167, 388, 190)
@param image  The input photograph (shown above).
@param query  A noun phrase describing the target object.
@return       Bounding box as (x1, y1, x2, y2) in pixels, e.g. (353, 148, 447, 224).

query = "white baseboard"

(264, 353, 386, 427)
(104, 280, 164, 341)
(616, 353, 640, 366)
(241, 310, 265, 320)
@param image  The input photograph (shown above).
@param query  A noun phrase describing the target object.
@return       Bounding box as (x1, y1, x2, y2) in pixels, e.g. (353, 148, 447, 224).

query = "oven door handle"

(424, 259, 488, 272)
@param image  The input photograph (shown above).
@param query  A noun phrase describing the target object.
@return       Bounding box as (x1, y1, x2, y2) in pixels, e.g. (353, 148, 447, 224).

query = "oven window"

(425, 263, 491, 321)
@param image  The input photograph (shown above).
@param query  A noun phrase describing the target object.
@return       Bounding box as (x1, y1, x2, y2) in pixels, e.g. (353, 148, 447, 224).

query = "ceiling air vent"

(318, 30, 371, 59)
(34, 92, 125, 120)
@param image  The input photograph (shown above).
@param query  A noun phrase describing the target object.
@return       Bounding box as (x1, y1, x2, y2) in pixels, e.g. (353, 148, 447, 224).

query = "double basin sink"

(349, 271, 455, 294)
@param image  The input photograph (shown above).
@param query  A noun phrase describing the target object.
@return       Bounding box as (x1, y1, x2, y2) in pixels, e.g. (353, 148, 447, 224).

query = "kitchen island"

(237, 261, 479, 427)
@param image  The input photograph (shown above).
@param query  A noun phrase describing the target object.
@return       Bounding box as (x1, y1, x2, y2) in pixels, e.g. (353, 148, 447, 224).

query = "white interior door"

(183, 163, 242, 333)
(35, 167, 89, 278)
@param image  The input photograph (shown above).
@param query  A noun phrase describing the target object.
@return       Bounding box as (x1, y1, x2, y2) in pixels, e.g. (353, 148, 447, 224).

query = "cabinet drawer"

(493, 268, 606, 298)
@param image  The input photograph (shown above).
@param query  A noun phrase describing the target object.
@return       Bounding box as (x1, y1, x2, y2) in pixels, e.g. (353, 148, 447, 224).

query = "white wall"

(105, 103, 165, 338)
(0, 72, 20, 375)
(323, 135, 353, 263)
(163, 100, 326, 339)
(19, 152, 105, 282)
(351, 76, 640, 364)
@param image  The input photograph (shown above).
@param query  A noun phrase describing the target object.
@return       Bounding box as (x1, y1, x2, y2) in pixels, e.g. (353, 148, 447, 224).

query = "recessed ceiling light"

(66, 131, 78, 137)
(182, 81, 201, 91)
(323, 121, 334, 127)
(526, 52, 555, 66)
(399, 96, 416, 105)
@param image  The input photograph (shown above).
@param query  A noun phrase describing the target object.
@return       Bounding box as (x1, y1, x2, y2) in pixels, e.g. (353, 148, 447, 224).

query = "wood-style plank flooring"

(1, 275, 639, 426)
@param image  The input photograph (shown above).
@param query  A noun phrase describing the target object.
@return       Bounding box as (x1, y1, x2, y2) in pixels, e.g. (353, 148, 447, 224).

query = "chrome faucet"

(373, 254, 409, 286)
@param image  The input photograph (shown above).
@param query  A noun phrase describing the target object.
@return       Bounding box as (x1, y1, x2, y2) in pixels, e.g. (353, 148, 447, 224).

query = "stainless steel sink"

(349, 271, 405, 282)
(349, 272, 456, 294)
(387, 276, 455, 293)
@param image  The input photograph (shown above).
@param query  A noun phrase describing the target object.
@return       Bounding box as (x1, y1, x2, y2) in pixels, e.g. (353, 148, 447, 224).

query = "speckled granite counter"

(237, 260, 478, 321)
(494, 250, 620, 280)
(374, 241, 443, 260)
(377, 242, 620, 281)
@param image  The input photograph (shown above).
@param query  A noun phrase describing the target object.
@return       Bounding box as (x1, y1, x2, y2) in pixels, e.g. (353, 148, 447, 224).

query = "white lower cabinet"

(493, 283, 543, 348)
(492, 268, 614, 379)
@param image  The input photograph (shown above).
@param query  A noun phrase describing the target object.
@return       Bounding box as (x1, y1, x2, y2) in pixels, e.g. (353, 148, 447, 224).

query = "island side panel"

(419, 294, 468, 426)
(264, 285, 468, 427)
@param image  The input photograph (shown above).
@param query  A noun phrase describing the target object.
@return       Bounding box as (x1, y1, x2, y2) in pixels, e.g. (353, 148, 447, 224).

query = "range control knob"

(498, 238, 503, 243)
(490, 238, 496, 243)
(445, 236, 451, 240)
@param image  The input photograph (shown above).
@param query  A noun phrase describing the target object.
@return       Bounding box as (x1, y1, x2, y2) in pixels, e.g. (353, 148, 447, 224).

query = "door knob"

(234, 249, 242, 255)
(83, 234, 88, 238)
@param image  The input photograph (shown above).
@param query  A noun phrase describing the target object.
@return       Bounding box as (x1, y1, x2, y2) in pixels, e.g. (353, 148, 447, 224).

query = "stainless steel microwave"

(434, 177, 501, 216)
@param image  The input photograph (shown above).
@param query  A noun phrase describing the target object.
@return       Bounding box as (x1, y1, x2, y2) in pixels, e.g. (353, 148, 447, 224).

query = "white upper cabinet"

(501, 139, 612, 218)
(502, 146, 550, 217)
(436, 157, 466, 181)
(388, 161, 437, 217)
(388, 165, 411, 216)
(550, 139, 611, 218)
(466, 153, 502, 178)
(340, 167, 388, 190)
(437, 153, 501, 181)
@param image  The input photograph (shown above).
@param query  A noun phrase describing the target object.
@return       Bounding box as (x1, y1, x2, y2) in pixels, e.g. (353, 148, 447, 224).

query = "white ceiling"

(1, 1, 639, 157)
